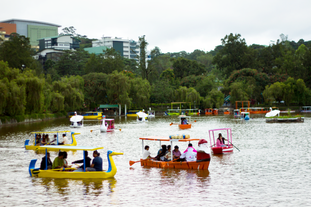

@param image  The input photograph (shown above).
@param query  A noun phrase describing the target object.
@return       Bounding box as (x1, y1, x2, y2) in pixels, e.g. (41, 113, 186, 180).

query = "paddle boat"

(137, 111, 148, 122)
(178, 115, 191, 130)
(265, 107, 280, 117)
(28, 145, 123, 179)
(70, 114, 84, 128)
(300, 106, 311, 113)
(234, 109, 250, 120)
(246, 107, 269, 114)
(100, 116, 115, 132)
(205, 108, 218, 115)
(24, 131, 79, 151)
(223, 108, 230, 115)
(127, 110, 140, 117)
(129, 136, 210, 170)
(147, 108, 155, 118)
(82, 111, 103, 120)
(209, 128, 234, 154)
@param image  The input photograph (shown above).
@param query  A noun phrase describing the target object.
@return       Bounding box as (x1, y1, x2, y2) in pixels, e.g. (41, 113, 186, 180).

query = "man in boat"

(87, 150, 103, 171)
(59, 134, 69, 145)
(142, 145, 154, 159)
(40, 152, 52, 170)
(72, 151, 92, 171)
(52, 151, 65, 169)
(180, 143, 197, 161)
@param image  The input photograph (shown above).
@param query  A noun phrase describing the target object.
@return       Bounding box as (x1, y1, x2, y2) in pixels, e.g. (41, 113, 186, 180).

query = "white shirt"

(142, 150, 151, 159)
(63, 136, 69, 144)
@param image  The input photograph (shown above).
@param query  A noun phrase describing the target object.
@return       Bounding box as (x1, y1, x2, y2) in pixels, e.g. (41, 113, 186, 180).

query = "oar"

(170, 123, 178, 126)
(225, 139, 240, 151)
(129, 160, 141, 166)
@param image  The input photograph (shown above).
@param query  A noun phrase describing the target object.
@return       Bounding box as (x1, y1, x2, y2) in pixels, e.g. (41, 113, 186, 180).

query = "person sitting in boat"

(59, 134, 69, 145)
(49, 134, 57, 145)
(87, 150, 103, 171)
(180, 143, 197, 161)
(155, 145, 167, 161)
(164, 145, 172, 161)
(173, 145, 181, 160)
(197, 139, 211, 161)
(35, 134, 41, 146)
(142, 145, 154, 159)
(41, 134, 49, 145)
(72, 151, 92, 171)
(52, 151, 65, 169)
(216, 133, 226, 147)
(40, 152, 52, 170)
(63, 151, 70, 168)
(181, 118, 188, 125)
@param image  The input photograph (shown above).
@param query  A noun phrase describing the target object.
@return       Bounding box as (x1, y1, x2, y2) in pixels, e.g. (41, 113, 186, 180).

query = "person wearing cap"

(197, 139, 211, 161)
(87, 150, 103, 171)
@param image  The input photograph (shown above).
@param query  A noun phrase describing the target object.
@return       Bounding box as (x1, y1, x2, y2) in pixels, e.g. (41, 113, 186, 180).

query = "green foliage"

(50, 92, 64, 113)
(201, 89, 224, 108)
(83, 72, 108, 109)
(130, 77, 151, 109)
(229, 81, 249, 104)
(0, 33, 35, 70)
(150, 80, 174, 103)
(195, 75, 218, 98)
(172, 57, 206, 79)
(180, 75, 204, 88)
(106, 71, 131, 106)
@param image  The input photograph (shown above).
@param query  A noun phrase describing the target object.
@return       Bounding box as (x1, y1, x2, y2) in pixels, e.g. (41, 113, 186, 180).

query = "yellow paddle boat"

(82, 111, 103, 120)
(24, 131, 79, 151)
(28, 145, 123, 179)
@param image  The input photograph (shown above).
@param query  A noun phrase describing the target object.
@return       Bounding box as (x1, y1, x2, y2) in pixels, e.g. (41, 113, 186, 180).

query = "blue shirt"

(92, 156, 103, 171)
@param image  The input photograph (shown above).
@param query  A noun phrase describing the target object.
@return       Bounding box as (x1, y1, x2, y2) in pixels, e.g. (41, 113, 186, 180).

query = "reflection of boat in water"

(131, 136, 210, 170)
(24, 131, 79, 151)
(28, 145, 123, 179)
(82, 111, 103, 120)
(70, 115, 84, 128)
(209, 128, 234, 154)
(100, 116, 115, 132)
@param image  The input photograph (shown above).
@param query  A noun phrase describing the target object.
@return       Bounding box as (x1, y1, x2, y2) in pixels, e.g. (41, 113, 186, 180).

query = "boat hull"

(140, 159, 210, 170)
(30, 169, 116, 179)
(212, 146, 233, 154)
(179, 124, 191, 130)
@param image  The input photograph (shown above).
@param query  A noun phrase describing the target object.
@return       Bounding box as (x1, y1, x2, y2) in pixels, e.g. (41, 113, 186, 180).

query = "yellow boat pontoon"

(28, 146, 123, 179)
(24, 131, 79, 151)
(82, 111, 103, 120)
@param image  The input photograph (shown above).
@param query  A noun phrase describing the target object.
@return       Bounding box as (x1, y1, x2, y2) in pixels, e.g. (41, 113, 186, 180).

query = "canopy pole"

(45, 148, 48, 170)
(83, 150, 86, 172)
(125, 104, 127, 117)
(119, 104, 121, 116)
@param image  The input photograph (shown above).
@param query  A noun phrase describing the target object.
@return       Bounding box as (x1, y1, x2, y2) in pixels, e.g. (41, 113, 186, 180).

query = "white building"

(92, 36, 139, 60)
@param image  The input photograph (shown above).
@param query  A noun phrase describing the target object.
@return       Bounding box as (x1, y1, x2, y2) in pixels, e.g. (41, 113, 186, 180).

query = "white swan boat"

(70, 115, 84, 128)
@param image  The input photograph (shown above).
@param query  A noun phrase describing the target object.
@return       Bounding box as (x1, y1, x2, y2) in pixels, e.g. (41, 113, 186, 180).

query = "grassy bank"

(0, 111, 67, 124)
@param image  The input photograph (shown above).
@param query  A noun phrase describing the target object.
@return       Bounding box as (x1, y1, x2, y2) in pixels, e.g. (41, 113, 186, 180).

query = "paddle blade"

(119, 129, 121, 131)
(170, 123, 173, 126)
(194, 120, 197, 122)
(129, 160, 137, 166)
(90, 130, 93, 132)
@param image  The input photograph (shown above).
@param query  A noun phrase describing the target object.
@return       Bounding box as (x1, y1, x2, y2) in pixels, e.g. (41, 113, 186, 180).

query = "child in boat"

(164, 145, 172, 161)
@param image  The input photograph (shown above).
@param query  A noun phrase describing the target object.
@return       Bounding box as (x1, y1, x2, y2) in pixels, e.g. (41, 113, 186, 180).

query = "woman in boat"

(216, 133, 226, 147)
(172, 146, 181, 160)
(155, 145, 167, 161)
(164, 145, 172, 161)
(35, 134, 41, 146)
(87, 150, 103, 171)
(40, 152, 52, 170)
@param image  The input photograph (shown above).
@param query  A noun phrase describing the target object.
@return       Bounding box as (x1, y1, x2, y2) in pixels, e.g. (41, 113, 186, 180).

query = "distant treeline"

(1, 32, 311, 118)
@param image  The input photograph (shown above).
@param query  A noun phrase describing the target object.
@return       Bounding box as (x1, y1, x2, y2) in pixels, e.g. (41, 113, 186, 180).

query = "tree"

(129, 77, 150, 109)
(138, 35, 149, 79)
(229, 81, 249, 104)
(172, 57, 205, 79)
(150, 79, 174, 103)
(212, 33, 254, 78)
(195, 75, 218, 98)
(0, 33, 36, 71)
(106, 71, 131, 106)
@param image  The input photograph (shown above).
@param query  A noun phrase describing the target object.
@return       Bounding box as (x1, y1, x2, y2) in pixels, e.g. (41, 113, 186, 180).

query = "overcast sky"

(2, 0, 311, 53)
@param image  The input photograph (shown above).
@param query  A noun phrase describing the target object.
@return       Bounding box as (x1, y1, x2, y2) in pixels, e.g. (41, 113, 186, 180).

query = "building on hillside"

(91, 36, 139, 60)
(0, 19, 61, 49)
(0, 22, 16, 43)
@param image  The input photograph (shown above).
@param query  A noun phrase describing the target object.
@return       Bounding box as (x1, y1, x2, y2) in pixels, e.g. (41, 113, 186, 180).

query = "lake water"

(0, 114, 311, 206)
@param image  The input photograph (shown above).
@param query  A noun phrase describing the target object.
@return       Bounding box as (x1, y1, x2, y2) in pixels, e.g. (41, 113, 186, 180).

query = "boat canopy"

(39, 145, 104, 151)
(31, 130, 71, 134)
(70, 115, 84, 122)
(139, 136, 200, 142)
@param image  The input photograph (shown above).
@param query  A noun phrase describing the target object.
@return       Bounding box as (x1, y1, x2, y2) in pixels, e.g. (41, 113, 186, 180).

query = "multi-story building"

(92, 36, 139, 60)
(38, 34, 80, 51)
(0, 19, 60, 49)
(0, 22, 16, 43)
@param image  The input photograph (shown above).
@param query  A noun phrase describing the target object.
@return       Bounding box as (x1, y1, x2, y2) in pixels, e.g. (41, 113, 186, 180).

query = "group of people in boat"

(35, 133, 69, 146)
(180, 117, 188, 125)
(40, 150, 103, 172)
(142, 139, 211, 162)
